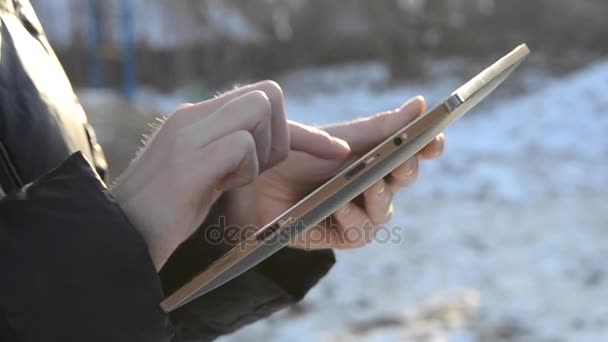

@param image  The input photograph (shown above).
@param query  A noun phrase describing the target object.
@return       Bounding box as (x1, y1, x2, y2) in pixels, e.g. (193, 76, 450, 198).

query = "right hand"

(111, 81, 294, 270)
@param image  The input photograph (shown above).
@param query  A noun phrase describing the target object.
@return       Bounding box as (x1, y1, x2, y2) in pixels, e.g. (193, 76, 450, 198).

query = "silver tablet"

(162, 44, 530, 312)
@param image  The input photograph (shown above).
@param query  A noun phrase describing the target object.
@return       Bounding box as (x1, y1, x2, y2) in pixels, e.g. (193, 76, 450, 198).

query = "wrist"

(110, 186, 178, 271)
(137, 228, 176, 271)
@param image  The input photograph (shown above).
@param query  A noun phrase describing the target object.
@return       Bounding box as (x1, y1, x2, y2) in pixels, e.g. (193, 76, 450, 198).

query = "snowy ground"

(212, 59, 608, 342)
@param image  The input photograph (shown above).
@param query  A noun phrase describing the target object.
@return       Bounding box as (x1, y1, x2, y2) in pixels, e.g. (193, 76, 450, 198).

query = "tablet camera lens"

(393, 137, 403, 146)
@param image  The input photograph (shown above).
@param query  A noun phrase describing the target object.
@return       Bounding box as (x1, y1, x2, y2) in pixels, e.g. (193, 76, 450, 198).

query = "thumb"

(323, 96, 426, 154)
(288, 121, 351, 160)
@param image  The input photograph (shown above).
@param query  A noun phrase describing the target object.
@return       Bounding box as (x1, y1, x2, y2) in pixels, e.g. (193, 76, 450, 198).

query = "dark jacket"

(0, 1, 335, 341)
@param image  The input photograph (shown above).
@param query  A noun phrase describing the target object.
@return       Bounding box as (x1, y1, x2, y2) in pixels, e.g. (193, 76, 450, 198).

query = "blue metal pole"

(122, 0, 137, 101)
(87, 0, 102, 88)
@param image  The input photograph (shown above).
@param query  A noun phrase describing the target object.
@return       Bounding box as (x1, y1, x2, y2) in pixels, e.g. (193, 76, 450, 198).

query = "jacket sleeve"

(0, 153, 173, 342)
(0, 152, 335, 342)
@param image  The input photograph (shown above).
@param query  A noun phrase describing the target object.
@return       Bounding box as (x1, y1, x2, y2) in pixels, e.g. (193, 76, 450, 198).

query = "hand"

(111, 81, 316, 270)
(225, 94, 445, 250)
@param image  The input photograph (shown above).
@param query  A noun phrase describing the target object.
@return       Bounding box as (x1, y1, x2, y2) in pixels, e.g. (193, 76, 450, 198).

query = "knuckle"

(259, 80, 284, 102)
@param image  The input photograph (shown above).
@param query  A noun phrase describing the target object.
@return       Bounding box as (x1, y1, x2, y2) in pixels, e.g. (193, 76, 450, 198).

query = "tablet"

(161, 44, 530, 312)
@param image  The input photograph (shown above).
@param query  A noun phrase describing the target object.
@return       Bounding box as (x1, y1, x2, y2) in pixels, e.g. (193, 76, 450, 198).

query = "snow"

(216, 59, 608, 341)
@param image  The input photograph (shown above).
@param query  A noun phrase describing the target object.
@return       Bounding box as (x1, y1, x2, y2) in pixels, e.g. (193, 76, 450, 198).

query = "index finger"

(179, 80, 289, 167)
(288, 121, 351, 160)
(322, 96, 426, 154)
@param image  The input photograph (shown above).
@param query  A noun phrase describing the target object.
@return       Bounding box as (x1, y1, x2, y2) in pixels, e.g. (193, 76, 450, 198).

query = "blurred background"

(32, 0, 607, 341)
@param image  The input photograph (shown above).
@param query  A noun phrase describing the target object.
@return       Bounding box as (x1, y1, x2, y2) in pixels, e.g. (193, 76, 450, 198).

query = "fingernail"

(332, 137, 351, 151)
(377, 183, 386, 196)
(400, 95, 425, 111)
(405, 158, 417, 175)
